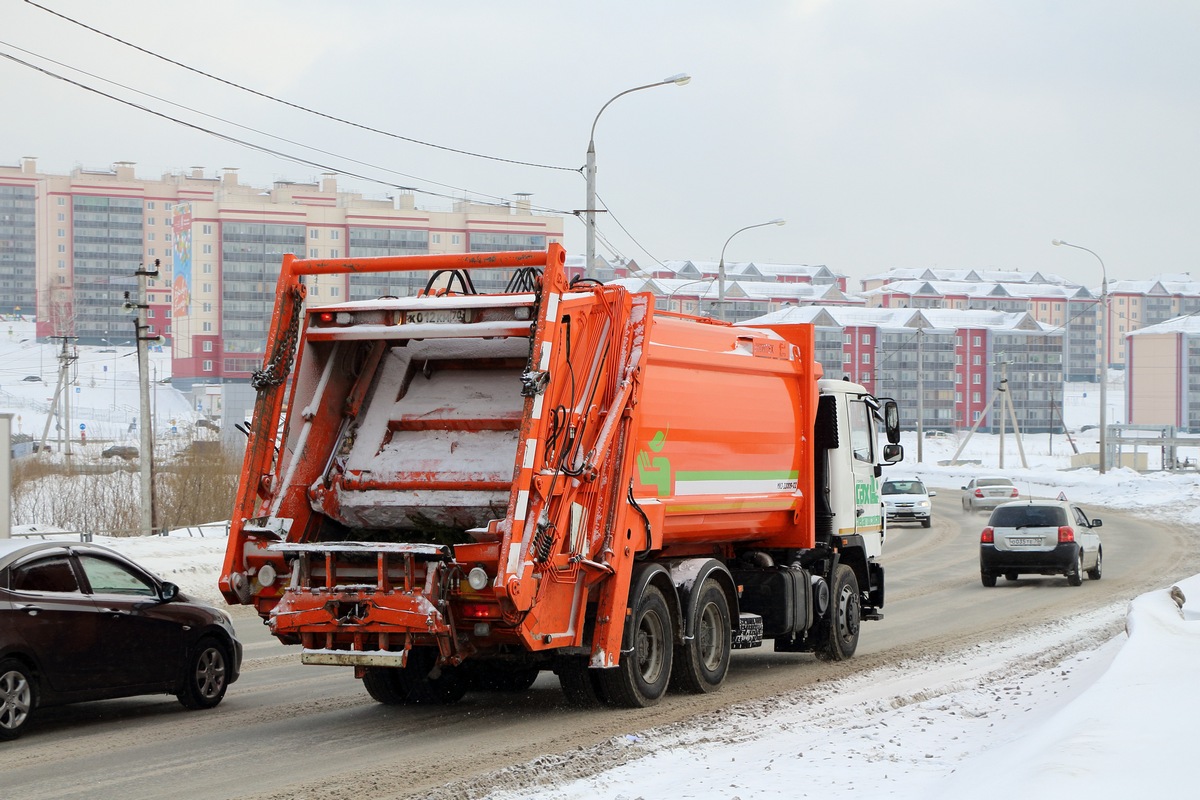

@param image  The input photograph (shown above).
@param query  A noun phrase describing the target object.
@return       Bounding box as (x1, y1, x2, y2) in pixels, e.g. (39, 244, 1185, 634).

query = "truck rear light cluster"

(980, 527, 994, 543)
(459, 602, 501, 619)
(1058, 526, 1075, 543)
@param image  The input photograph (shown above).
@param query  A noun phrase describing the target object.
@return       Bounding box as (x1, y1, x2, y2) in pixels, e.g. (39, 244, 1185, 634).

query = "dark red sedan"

(0, 540, 242, 740)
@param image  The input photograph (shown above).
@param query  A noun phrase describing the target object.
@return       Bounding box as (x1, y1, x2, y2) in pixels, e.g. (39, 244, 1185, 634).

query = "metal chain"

(250, 286, 304, 391)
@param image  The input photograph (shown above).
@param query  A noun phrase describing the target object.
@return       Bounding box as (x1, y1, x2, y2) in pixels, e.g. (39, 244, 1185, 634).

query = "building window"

(203, 341, 213, 352)
(310, 230, 319, 239)
(973, 374, 981, 384)
(432, 234, 441, 244)
(973, 336, 981, 346)
(57, 212, 65, 221)
(148, 217, 155, 225)
(203, 263, 212, 274)
(310, 248, 319, 258)
(147, 233, 155, 241)
(955, 374, 962, 384)
(202, 224, 213, 235)
(57, 196, 65, 206)
(955, 392, 962, 403)
(57, 228, 65, 237)
(452, 234, 461, 245)
(331, 248, 340, 258)
(202, 283, 212, 293)
(202, 360, 213, 371)
(842, 352, 852, 364)
(148, 248, 156, 255)
(973, 392, 981, 403)
(861, 353, 870, 364)
(955, 335, 962, 346)
(861, 333, 870, 344)
(202, 302, 212, 312)
(57, 244, 65, 253)
(202, 321, 212, 332)
(973, 355, 981, 365)
(860, 372, 869, 382)
(330, 230, 339, 240)
(330, 287, 340, 297)
(148, 202, 155, 210)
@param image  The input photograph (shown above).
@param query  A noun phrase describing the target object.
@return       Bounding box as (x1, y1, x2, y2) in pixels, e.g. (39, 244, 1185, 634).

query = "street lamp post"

(585, 73, 691, 279)
(663, 277, 717, 314)
(717, 218, 785, 320)
(1052, 239, 1109, 474)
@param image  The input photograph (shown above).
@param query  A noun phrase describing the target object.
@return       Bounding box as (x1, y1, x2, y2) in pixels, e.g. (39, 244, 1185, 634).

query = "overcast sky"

(2, 0, 1197, 289)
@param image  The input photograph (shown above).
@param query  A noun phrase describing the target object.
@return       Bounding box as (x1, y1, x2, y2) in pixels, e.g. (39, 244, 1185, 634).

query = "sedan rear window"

(991, 505, 1067, 528)
(977, 478, 1013, 487)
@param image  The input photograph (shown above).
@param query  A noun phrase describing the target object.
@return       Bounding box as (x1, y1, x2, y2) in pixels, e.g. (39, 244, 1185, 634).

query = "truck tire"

(597, 583, 674, 708)
(556, 657, 607, 708)
(361, 648, 467, 705)
(671, 577, 731, 694)
(816, 564, 860, 661)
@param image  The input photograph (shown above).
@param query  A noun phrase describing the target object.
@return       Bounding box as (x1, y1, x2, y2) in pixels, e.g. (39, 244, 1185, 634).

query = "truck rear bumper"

(300, 649, 410, 667)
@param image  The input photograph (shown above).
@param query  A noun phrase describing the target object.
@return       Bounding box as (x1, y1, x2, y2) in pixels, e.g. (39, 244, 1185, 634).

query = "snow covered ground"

(4, 316, 1199, 796)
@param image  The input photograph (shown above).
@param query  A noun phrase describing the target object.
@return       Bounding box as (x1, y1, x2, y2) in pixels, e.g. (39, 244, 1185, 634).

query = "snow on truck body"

(221, 245, 902, 708)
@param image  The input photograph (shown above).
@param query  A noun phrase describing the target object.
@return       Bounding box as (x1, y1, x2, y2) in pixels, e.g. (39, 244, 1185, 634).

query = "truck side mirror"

(883, 400, 900, 444)
(882, 443, 903, 463)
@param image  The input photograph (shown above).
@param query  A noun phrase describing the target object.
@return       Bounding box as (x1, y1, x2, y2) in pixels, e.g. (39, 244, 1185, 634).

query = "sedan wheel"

(0, 659, 35, 741)
(176, 638, 230, 710)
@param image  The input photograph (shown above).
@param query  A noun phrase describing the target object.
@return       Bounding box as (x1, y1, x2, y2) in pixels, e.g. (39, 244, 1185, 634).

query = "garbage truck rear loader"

(220, 243, 902, 707)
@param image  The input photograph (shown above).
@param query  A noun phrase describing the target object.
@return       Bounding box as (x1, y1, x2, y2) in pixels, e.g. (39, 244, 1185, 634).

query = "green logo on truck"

(637, 430, 672, 497)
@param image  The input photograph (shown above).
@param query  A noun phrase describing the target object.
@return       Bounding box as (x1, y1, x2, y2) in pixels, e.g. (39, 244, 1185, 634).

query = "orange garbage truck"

(220, 243, 902, 708)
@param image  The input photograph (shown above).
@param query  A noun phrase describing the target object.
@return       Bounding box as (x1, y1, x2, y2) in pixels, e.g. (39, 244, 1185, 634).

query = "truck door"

(847, 399, 883, 540)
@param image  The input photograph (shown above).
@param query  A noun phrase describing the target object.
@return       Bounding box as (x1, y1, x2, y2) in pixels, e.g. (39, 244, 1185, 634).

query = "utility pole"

(39, 335, 77, 468)
(126, 259, 161, 536)
(916, 327, 924, 463)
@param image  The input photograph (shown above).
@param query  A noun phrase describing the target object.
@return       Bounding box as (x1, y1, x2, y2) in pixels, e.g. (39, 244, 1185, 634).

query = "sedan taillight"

(981, 527, 994, 543)
(974, 489, 985, 498)
(1058, 526, 1075, 543)
(1010, 488, 1019, 497)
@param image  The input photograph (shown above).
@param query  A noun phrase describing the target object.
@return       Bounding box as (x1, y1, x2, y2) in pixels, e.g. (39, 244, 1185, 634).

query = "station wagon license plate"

(1009, 537, 1041, 546)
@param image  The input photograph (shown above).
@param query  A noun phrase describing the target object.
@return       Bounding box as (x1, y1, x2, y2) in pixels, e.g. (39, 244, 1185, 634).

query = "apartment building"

(746, 305, 1063, 433)
(0, 158, 564, 388)
(1126, 315, 1200, 432)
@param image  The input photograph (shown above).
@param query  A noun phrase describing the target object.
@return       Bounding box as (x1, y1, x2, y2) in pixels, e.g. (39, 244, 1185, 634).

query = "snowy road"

(0, 501, 1193, 800)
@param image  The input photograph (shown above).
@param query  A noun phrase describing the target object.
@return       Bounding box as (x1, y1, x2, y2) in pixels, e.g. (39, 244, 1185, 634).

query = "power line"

(0, 48, 577, 216)
(0, 39, 569, 215)
(23, 0, 578, 174)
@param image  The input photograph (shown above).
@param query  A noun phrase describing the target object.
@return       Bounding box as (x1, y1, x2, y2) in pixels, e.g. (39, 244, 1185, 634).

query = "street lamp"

(1052, 239, 1109, 474)
(585, 73, 691, 279)
(717, 218, 786, 320)
(663, 277, 717, 314)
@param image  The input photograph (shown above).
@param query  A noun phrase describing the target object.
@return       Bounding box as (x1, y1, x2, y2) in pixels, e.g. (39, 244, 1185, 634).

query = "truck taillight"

(980, 527, 994, 543)
(459, 602, 501, 619)
(316, 311, 336, 325)
(974, 489, 985, 498)
(1058, 526, 1075, 543)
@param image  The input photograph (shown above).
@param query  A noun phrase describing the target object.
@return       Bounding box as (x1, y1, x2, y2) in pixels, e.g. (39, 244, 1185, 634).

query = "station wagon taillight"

(981, 527, 994, 543)
(1058, 526, 1075, 543)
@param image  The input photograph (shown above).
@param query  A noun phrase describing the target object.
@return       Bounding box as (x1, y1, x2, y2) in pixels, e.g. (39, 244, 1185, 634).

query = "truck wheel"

(598, 583, 674, 707)
(0, 659, 35, 741)
(556, 657, 607, 708)
(362, 667, 408, 705)
(671, 578, 731, 694)
(816, 565, 860, 661)
(175, 637, 230, 710)
(361, 648, 467, 705)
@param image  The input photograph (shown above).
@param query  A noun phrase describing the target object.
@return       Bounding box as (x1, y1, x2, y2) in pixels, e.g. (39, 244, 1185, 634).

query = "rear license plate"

(1009, 537, 1041, 546)
(404, 309, 468, 325)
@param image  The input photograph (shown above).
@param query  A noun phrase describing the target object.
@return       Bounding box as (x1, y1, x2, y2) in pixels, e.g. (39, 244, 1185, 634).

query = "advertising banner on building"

(172, 203, 192, 317)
